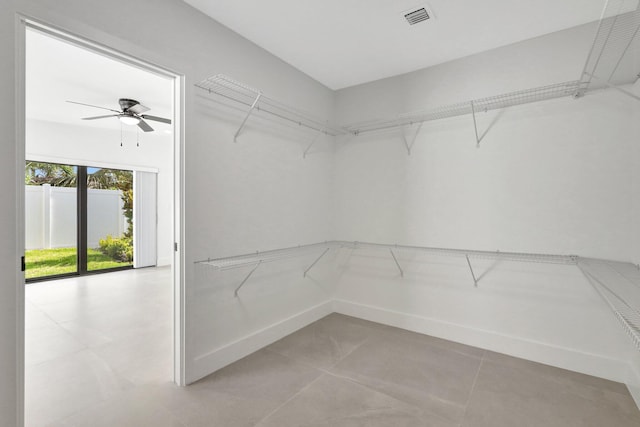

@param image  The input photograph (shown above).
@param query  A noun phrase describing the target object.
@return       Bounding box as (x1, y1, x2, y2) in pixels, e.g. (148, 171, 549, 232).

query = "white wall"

(1, 1, 337, 422)
(26, 118, 172, 265)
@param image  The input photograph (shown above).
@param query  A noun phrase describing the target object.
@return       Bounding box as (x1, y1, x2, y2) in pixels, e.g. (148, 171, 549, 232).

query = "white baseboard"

(157, 256, 172, 267)
(188, 300, 333, 384)
(332, 299, 630, 385)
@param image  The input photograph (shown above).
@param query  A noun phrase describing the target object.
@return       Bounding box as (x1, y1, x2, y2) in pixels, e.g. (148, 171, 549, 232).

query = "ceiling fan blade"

(137, 119, 154, 132)
(127, 103, 150, 114)
(82, 114, 119, 120)
(67, 100, 120, 113)
(141, 114, 172, 124)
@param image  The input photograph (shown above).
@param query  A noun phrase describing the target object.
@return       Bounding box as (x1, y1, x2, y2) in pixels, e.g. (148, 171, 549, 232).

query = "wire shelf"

(343, 81, 583, 135)
(195, 242, 640, 349)
(578, 259, 640, 351)
(195, 74, 346, 137)
(196, 241, 577, 270)
(580, 0, 640, 91)
(195, 242, 339, 270)
(337, 241, 577, 265)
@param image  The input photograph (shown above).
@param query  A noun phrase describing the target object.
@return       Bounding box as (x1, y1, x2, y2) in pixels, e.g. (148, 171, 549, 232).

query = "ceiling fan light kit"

(118, 114, 141, 126)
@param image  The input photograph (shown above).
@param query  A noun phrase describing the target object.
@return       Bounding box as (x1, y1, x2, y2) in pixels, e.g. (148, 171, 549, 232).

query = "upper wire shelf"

(195, 74, 347, 139)
(338, 241, 577, 265)
(579, 0, 640, 98)
(343, 81, 584, 135)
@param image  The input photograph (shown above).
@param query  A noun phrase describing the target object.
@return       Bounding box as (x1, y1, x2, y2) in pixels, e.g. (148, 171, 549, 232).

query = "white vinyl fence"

(26, 184, 128, 250)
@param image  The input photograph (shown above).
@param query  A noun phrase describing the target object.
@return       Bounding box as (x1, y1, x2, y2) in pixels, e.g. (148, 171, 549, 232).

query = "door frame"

(15, 15, 186, 426)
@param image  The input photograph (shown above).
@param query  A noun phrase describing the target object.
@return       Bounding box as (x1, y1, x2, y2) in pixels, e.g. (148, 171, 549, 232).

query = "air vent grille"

(404, 8, 430, 25)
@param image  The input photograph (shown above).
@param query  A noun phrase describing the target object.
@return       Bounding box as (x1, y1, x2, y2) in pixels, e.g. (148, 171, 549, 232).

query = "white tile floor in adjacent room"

(25, 267, 173, 427)
(26, 267, 640, 426)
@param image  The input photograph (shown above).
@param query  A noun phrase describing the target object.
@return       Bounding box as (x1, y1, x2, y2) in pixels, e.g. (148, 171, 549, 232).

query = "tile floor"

(26, 268, 640, 426)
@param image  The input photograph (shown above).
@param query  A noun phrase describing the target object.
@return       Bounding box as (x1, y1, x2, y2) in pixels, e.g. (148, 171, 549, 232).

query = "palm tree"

(25, 162, 76, 186)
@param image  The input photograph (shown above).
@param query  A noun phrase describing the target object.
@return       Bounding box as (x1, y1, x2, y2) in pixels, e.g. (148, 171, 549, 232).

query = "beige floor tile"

(257, 374, 456, 427)
(462, 357, 640, 427)
(155, 349, 323, 427)
(483, 350, 630, 395)
(265, 313, 376, 369)
(330, 329, 483, 423)
(340, 314, 485, 359)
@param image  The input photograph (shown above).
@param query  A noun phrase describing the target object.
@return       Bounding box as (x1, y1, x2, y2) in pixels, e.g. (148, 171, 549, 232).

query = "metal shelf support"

(466, 254, 478, 287)
(235, 261, 262, 297)
(585, 72, 640, 103)
(234, 92, 262, 142)
(303, 134, 321, 159)
(470, 101, 481, 147)
(402, 123, 423, 155)
(390, 249, 404, 277)
(304, 247, 331, 277)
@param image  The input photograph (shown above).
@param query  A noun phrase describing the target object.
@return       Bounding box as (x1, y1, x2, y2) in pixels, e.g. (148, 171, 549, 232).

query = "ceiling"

(26, 28, 173, 132)
(184, 0, 608, 89)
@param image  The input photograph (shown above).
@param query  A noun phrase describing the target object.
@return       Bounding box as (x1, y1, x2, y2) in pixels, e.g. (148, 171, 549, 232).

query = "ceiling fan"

(67, 98, 171, 132)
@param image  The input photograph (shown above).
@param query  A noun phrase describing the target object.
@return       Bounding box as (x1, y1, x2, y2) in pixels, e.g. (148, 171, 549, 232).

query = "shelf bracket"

(304, 247, 331, 277)
(465, 254, 478, 287)
(470, 101, 481, 148)
(389, 249, 404, 278)
(402, 122, 423, 155)
(585, 73, 640, 103)
(303, 134, 321, 159)
(234, 92, 263, 142)
(234, 260, 262, 297)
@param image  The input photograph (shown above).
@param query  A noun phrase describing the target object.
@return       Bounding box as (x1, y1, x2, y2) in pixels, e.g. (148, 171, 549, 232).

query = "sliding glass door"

(25, 162, 78, 280)
(25, 161, 134, 281)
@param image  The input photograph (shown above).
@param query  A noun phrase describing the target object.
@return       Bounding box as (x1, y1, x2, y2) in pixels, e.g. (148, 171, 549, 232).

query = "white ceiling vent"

(404, 6, 431, 25)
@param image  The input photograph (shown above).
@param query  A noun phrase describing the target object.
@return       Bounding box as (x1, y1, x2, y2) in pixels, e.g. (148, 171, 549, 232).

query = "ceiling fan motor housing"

(119, 98, 140, 112)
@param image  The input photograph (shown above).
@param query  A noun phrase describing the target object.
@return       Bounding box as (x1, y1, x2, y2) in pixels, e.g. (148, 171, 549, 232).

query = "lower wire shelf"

(194, 241, 640, 353)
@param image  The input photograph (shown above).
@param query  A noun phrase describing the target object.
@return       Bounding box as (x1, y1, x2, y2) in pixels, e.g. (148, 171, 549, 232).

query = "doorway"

(18, 18, 184, 426)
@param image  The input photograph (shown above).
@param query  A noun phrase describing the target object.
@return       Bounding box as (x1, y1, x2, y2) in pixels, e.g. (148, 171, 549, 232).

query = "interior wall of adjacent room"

(2, 0, 336, 416)
(26, 118, 174, 266)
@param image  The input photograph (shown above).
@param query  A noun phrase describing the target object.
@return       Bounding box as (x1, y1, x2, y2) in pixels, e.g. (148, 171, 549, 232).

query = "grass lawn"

(26, 247, 132, 279)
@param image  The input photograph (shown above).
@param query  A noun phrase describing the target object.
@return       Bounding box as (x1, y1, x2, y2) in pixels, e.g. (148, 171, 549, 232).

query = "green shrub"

(99, 235, 133, 262)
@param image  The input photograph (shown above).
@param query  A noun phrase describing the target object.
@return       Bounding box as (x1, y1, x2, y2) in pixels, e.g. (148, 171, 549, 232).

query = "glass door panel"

(87, 168, 133, 271)
(25, 161, 78, 279)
